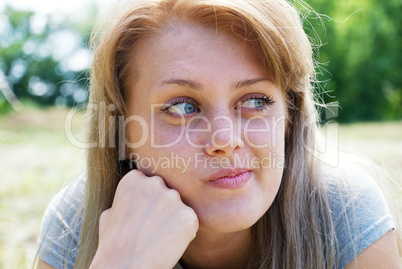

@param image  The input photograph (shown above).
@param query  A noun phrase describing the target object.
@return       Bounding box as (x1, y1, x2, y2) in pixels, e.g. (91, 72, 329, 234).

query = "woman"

(36, 0, 400, 268)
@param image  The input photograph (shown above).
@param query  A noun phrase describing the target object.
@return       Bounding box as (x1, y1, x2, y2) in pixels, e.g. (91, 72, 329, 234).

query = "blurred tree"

(0, 5, 93, 111)
(1, 1, 401, 122)
(302, 0, 402, 122)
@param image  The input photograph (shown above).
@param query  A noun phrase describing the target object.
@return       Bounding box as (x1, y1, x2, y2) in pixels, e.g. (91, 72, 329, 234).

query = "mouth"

(206, 168, 252, 189)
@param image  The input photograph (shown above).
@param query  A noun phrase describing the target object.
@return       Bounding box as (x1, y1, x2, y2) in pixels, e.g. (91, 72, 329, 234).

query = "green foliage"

(0, 6, 91, 110)
(1, 1, 401, 121)
(0, 96, 12, 115)
(301, 0, 402, 122)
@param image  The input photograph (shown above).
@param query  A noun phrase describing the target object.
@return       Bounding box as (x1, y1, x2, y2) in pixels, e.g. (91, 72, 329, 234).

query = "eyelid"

(160, 96, 200, 117)
(236, 93, 275, 107)
(160, 97, 197, 110)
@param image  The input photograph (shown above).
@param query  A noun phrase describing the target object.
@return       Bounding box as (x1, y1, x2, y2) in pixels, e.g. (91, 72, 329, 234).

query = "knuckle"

(179, 207, 198, 227)
(117, 177, 130, 189)
(117, 170, 148, 192)
(165, 188, 181, 201)
(151, 175, 165, 187)
(178, 207, 199, 238)
(119, 171, 139, 187)
(124, 169, 143, 180)
(115, 179, 132, 197)
(99, 209, 110, 224)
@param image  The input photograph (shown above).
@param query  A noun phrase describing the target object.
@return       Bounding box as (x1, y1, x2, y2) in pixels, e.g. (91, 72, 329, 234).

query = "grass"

(0, 106, 86, 269)
(0, 106, 401, 268)
(324, 121, 402, 180)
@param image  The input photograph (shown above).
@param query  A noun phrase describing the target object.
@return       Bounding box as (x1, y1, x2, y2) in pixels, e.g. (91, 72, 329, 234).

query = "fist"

(90, 170, 199, 269)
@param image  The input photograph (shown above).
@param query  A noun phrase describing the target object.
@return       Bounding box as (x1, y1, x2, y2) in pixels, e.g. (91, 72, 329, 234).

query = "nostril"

(213, 149, 226, 155)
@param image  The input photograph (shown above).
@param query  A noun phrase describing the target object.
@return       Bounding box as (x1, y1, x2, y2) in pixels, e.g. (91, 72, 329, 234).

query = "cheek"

(127, 117, 186, 148)
(129, 129, 195, 179)
(242, 115, 286, 149)
(152, 126, 185, 148)
(126, 119, 148, 146)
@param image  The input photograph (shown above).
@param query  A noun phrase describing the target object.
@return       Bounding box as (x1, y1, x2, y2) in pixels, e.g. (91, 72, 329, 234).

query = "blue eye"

(242, 98, 265, 109)
(240, 95, 275, 110)
(168, 102, 197, 115)
(161, 97, 199, 116)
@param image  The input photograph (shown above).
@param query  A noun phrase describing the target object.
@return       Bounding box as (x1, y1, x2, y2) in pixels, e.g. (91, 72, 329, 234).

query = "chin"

(196, 198, 270, 233)
(200, 214, 262, 234)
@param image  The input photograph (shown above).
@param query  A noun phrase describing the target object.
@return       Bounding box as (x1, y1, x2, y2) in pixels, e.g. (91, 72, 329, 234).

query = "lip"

(206, 168, 252, 189)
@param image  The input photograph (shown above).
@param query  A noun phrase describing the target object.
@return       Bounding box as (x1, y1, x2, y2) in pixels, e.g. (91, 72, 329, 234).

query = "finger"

(98, 209, 111, 236)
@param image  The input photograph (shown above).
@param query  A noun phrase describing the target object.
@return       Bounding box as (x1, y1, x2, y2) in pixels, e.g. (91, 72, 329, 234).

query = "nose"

(204, 115, 244, 157)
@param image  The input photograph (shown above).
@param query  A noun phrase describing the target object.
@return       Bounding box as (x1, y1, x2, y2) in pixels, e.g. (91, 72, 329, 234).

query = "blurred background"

(0, 0, 401, 268)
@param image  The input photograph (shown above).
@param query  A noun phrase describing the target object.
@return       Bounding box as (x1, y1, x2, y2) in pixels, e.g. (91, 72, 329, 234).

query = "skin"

(37, 23, 401, 269)
(127, 24, 286, 234)
(123, 24, 286, 268)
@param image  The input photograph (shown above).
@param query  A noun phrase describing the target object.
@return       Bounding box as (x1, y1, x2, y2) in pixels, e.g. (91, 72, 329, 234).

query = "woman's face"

(126, 24, 286, 233)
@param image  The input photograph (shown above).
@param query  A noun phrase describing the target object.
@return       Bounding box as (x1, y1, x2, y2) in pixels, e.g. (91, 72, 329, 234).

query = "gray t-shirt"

(37, 170, 395, 269)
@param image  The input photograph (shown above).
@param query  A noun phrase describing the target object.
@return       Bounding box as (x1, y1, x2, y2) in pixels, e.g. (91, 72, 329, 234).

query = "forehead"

(131, 23, 271, 88)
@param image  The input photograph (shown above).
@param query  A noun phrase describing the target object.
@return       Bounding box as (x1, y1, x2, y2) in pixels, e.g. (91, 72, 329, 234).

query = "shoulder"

(322, 161, 396, 269)
(37, 173, 86, 269)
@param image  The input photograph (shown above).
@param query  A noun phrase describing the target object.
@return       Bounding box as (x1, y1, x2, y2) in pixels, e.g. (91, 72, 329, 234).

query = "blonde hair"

(77, 0, 335, 268)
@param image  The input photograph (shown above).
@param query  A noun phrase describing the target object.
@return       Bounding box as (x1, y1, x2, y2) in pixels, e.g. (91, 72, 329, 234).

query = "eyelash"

(160, 94, 275, 118)
(160, 97, 199, 116)
(238, 94, 275, 112)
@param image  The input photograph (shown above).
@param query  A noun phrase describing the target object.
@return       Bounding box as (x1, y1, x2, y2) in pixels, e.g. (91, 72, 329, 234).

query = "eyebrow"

(159, 79, 204, 90)
(233, 78, 271, 89)
(159, 77, 271, 91)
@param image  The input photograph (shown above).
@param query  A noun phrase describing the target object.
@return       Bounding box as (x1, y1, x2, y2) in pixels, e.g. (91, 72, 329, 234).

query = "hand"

(90, 170, 199, 269)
